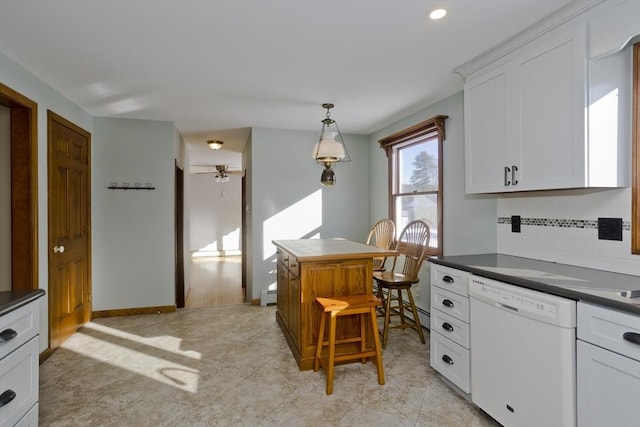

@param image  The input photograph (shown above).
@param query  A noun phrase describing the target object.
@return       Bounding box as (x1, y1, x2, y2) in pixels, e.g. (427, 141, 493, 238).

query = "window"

(632, 42, 639, 254)
(379, 115, 447, 256)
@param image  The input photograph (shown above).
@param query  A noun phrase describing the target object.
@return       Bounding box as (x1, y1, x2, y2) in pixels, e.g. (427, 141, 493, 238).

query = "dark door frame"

(0, 82, 38, 292)
(175, 161, 185, 308)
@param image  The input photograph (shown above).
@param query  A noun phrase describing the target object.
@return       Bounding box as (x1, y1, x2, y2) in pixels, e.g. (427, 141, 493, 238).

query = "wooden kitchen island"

(272, 239, 397, 370)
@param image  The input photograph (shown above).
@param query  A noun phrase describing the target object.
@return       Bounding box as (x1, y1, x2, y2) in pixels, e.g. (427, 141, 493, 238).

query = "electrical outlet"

(511, 215, 521, 233)
(598, 217, 622, 241)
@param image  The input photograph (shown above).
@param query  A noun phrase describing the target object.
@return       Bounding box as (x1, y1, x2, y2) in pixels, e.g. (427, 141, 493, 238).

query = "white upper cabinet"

(464, 66, 512, 193)
(460, 0, 636, 194)
(515, 29, 586, 191)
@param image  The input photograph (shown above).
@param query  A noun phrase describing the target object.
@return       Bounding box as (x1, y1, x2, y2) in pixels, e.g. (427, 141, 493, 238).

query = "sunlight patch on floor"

(62, 323, 201, 393)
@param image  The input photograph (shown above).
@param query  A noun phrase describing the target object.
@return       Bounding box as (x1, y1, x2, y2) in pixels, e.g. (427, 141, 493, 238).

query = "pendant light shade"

(312, 103, 350, 186)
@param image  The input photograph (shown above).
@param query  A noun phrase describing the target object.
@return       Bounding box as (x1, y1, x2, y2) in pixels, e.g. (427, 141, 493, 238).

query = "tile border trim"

(497, 217, 631, 231)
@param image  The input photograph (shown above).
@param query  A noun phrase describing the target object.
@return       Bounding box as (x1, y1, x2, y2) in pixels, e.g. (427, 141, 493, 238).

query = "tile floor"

(39, 304, 499, 426)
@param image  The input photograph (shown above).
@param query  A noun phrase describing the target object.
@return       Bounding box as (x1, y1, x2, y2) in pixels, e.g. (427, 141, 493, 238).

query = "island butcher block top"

(272, 238, 397, 262)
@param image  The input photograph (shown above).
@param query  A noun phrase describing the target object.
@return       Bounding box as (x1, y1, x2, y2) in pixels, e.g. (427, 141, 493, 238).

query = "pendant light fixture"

(312, 103, 350, 186)
(214, 165, 230, 183)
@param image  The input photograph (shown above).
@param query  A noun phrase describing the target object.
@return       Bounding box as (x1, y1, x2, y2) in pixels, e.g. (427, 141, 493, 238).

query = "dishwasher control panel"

(469, 275, 576, 327)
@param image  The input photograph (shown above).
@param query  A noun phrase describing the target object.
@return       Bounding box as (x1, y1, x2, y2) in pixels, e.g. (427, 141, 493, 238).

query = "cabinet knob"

(0, 328, 17, 344)
(54, 245, 65, 254)
(0, 390, 16, 408)
(442, 275, 454, 284)
(623, 332, 640, 346)
(442, 322, 454, 332)
(442, 299, 454, 308)
(442, 354, 454, 365)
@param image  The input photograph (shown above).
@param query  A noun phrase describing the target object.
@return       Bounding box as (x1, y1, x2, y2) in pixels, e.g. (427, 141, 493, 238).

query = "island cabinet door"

(276, 261, 289, 329)
(300, 259, 373, 358)
(288, 275, 300, 346)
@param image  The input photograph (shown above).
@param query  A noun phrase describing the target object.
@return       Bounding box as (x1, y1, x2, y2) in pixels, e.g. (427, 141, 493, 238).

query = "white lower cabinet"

(430, 265, 471, 394)
(0, 298, 41, 427)
(577, 302, 640, 427)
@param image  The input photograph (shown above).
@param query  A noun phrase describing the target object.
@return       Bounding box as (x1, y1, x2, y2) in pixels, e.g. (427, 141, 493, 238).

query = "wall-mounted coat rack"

(108, 182, 155, 190)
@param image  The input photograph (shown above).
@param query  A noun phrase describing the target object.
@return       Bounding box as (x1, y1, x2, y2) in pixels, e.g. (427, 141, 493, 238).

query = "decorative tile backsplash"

(497, 217, 631, 231)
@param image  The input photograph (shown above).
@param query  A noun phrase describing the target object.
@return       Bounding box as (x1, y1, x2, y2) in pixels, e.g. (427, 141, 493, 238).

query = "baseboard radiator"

(260, 289, 277, 307)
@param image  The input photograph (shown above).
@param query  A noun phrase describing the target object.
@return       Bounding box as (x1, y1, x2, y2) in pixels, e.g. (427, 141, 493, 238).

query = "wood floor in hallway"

(186, 255, 244, 308)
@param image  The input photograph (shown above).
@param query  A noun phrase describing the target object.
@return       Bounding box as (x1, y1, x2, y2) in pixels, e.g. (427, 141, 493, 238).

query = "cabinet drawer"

(0, 337, 39, 427)
(430, 332, 470, 393)
(431, 286, 469, 323)
(431, 308, 469, 349)
(431, 265, 469, 296)
(15, 402, 37, 427)
(277, 250, 299, 277)
(578, 302, 640, 362)
(0, 301, 39, 359)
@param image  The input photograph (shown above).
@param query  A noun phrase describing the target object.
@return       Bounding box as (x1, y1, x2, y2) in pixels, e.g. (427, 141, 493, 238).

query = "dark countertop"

(428, 254, 640, 315)
(0, 289, 45, 317)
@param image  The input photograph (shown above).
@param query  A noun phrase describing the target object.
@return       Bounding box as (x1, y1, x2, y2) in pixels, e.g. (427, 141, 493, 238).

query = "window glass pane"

(394, 194, 438, 248)
(398, 139, 438, 193)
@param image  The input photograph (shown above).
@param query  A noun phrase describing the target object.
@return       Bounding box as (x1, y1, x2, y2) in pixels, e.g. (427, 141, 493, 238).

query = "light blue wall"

(1, 51, 93, 351)
(92, 117, 176, 310)
(248, 127, 370, 300)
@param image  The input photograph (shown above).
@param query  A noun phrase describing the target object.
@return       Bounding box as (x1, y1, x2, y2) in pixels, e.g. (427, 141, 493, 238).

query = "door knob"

(53, 245, 65, 254)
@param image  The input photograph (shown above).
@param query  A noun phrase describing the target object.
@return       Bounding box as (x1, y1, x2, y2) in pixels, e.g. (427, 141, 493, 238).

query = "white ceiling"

(0, 0, 577, 168)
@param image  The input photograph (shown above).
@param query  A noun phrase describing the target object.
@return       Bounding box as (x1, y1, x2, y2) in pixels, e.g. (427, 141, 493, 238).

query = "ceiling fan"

(191, 164, 242, 182)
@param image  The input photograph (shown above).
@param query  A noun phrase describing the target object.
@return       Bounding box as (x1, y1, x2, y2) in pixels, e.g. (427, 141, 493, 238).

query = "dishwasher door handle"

(496, 302, 518, 312)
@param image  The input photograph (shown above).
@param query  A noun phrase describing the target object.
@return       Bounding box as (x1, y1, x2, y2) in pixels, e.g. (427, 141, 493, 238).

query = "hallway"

(186, 255, 244, 307)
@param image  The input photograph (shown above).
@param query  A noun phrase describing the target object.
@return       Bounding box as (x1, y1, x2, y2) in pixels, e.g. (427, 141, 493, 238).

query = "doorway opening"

(186, 166, 245, 308)
(0, 83, 38, 293)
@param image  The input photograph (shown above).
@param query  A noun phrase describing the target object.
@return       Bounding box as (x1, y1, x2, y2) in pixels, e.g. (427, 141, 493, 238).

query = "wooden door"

(48, 111, 91, 350)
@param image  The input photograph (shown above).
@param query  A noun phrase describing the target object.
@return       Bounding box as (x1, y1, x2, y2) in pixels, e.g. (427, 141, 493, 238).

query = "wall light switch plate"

(598, 217, 622, 241)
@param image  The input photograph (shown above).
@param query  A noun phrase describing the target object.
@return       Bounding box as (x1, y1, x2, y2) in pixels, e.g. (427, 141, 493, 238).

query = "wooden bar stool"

(314, 294, 385, 395)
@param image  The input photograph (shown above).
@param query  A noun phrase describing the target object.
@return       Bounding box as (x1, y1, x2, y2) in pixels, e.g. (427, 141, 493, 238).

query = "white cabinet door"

(516, 28, 586, 191)
(464, 65, 515, 193)
(577, 340, 640, 427)
(464, 27, 588, 193)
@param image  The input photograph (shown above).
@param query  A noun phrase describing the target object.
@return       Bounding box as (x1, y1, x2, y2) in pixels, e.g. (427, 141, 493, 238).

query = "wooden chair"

(314, 294, 385, 395)
(366, 218, 396, 272)
(374, 220, 430, 348)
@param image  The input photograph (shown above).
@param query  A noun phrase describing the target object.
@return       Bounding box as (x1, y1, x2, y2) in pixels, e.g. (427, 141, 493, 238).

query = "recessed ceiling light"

(429, 8, 447, 20)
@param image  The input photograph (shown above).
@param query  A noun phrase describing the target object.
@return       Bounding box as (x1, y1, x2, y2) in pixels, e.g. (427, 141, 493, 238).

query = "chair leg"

(314, 311, 326, 372)
(406, 288, 426, 344)
(326, 313, 337, 395)
(375, 285, 385, 316)
(369, 306, 385, 386)
(397, 289, 406, 326)
(382, 287, 393, 349)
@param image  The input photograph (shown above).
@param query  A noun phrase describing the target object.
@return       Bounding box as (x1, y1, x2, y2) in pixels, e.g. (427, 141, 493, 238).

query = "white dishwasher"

(469, 275, 577, 427)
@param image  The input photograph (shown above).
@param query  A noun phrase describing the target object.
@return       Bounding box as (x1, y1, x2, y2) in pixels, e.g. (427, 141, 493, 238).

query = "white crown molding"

(453, 0, 605, 81)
